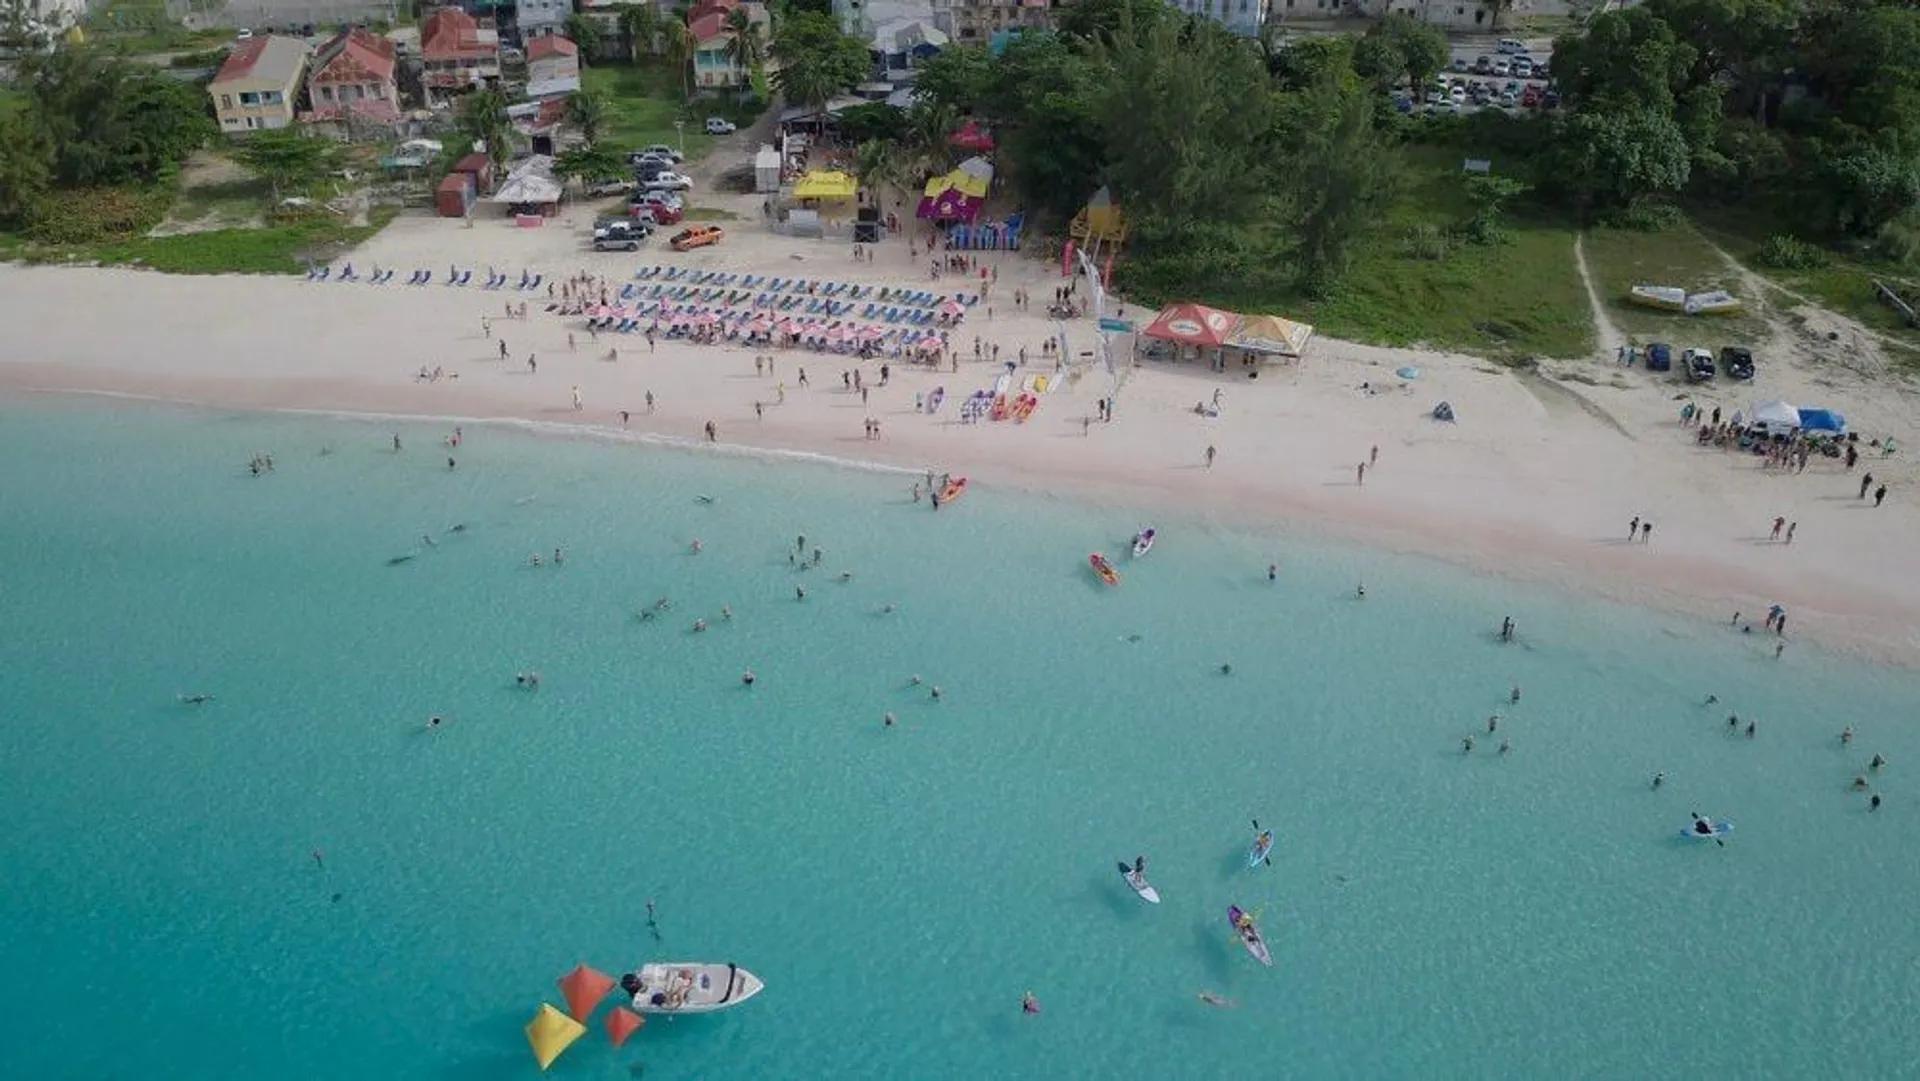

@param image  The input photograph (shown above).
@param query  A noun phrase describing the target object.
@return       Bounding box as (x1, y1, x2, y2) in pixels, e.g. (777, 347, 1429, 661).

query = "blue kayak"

(1246, 831, 1275, 869)
(1680, 819, 1734, 840)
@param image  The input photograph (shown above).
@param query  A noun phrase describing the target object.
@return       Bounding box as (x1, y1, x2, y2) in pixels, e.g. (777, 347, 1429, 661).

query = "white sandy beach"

(3, 204, 1918, 662)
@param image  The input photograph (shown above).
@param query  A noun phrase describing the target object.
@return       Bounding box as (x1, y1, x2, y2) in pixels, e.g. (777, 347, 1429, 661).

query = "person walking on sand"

(1371, 444, 1379, 467)
(705, 420, 717, 442)
(499, 339, 508, 360)
(527, 355, 537, 374)
(1786, 521, 1796, 544)
(392, 433, 402, 452)
(1771, 516, 1785, 541)
(1357, 462, 1366, 486)
(1875, 484, 1888, 507)
(1860, 473, 1874, 499)
(1205, 445, 1217, 469)
(571, 385, 582, 412)
(1641, 520, 1653, 543)
(646, 391, 655, 414)
(567, 333, 575, 352)
(1628, 516, 1639, 541)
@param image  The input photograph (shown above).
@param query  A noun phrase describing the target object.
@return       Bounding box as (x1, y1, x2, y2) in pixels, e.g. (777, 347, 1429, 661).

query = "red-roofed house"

(421, 7, 501, 93)
(526, 34, 581, 99)
(207, 34, 310, 135)
(690, 1, 769, 92)
(303, 28, 401, 129)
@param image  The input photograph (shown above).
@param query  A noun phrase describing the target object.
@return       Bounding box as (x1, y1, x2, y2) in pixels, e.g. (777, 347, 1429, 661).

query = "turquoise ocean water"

(3, 401, 1918, 1080)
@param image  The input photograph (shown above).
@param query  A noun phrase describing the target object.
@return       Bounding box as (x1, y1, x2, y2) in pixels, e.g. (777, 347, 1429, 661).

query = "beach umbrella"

(938, 299, 964, 317)
(557, 963, 616, 1022)
(525, 1003, 586, 1071)
(605, 1006, 646, 1047)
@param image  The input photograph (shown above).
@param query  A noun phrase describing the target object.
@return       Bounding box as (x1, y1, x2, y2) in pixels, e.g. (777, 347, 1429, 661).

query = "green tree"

(1267, 35, 1355, 93)
(568, 88, 611, 145)
(564, 14, 603, 62)
(22, 47, 212, 187)
(1811, 143, 1920, 237)
(0, 107, 53, 226)
(837, 102, 909, 144)
(771, 10, 869, 113)
(554, 144, 628, 183)
(1461, 174, 1528, 244)
(1056, 0, 1167, 45)
(1547, 108, 1692, 210)
(912, 44, 997, 115)
(1283, 71, 1395, 296)
(1354, 14, 1449, 95)
(1550, 8, 1695, 113)
(458, 86, 513, 167)
(661, 19, 694, 99)
(618, 3, 658, 61)
(725, 7, 766, 73)
(983, 32, 1106, 218)
(236, 128, 337, 199)
(851, 137, 901, 195)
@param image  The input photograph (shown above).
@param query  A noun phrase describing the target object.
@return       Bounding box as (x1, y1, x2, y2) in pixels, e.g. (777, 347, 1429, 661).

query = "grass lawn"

(1194, 146, 1591, 360)
(582, 62, 762, 161)
(2, 209, 398, 274)
(1581, 220, 1767, 347)
(1691, 205, 1920, 363)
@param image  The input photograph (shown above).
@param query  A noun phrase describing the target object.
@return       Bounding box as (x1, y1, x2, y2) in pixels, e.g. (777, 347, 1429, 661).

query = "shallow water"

(2, 401, 1917, 1080)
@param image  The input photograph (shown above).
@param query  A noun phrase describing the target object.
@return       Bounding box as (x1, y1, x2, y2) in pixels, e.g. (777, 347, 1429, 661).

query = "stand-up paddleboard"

(1089, 552, 1120, 586)
(1131, 528, 1156, 558)
(1117, 862, 1161, 904)
(1680, 819, 1734, 841)
(1247, 830, 1275, 869)
(1227, 905, 1272, 967)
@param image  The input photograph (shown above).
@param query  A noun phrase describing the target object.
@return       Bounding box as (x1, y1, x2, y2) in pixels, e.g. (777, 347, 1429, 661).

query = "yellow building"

(207, 35, 311, 136)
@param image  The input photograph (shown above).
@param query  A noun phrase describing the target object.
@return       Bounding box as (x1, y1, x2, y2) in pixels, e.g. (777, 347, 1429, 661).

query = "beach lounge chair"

(416, 270, 433, 285)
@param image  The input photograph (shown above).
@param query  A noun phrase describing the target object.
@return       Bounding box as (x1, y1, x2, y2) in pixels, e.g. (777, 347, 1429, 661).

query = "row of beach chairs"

(630, 264, 974, 310)
(305, 264, 543, 291)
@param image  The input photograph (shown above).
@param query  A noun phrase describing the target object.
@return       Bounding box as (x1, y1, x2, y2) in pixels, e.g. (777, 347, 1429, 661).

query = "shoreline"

(3, 255, 1917, 667)
(14, 378, 1920, 670)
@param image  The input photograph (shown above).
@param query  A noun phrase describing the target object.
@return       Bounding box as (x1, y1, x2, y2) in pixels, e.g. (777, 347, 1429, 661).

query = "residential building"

(689, 1, 772, 93)
(303, 27, 400, 127)
(1169, 0, 1270, 36)
(870, 17, 945, 78)
(928, 0, 1061, 45)
(421, 6, 502, 94)
(516, 0, 573, 41)
(526, 34, 582, 98)
(207, 34, 310, 136)
(1347, 0, 1510, 29)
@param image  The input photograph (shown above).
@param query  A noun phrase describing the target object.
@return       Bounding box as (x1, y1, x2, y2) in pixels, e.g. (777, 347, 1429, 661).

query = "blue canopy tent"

(1798, 408, 1847, 434)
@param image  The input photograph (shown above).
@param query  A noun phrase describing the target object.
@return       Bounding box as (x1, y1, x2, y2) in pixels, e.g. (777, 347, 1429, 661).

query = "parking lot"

(1398, 36, 1558, 116)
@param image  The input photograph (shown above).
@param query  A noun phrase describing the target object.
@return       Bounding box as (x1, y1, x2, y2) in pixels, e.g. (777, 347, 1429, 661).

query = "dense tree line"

(1547, 0, 1920, 243)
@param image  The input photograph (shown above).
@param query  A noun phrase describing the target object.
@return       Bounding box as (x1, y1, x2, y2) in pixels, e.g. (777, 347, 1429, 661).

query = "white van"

(1497, 38, 1526, 55)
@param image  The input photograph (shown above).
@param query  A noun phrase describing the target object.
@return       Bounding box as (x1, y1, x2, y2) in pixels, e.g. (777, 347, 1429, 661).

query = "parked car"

(645, 171, 694, 192)
(1491, 59, 1511, 77)
(670, 225, 724, 252)
(629, 202, 682, 226)
(704, 116, 737, 135)
(1720, 346, 1755, 380)
(1511, 58, 1534, 79)
(586, 177, 635, 197)
(640, 144, 684, 163)
(500, 45, 524, 63)
(1682, 347, 1717, 382)
(1497, 37, 1527, 54)
(1645, 342, 1673, 372)
(1521, 84, 1543, 108)
(1473, 55, 1492, 74)
(630, 188, 683, 210)
(235, 27, 254, 40)
(593, 220, 652, 252)
(1449, 85, 1467, 104)
(1542, 90, 1561, 109)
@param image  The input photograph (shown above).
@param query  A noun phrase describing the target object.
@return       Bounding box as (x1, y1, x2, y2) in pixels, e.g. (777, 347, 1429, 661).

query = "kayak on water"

(938, 477, 968, 504)
(1117, 861, 1161, 904)
(1089, 552, 1120, 586)
(1247, 829, 1275, 869)
(1681, 816, 1734, 840)
(1227, 905, 1272, 967)
(1131, 528, 1156, 558)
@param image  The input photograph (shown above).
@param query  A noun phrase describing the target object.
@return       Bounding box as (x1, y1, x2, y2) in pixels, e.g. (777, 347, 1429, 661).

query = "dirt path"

(1573, 232, 1626, 360)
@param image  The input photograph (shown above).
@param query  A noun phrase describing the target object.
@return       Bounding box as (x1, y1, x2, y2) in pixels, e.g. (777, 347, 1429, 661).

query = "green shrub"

(1401, 223, 1450, 260)
(25, 186, 169, 243)
(169, 48, 229, 69)
(1754, 233, 1829, 270)
(1596, 200, 1684, 231)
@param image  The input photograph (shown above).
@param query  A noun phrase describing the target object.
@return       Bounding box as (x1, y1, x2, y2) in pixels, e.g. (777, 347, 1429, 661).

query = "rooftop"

(212, 34, 309, 87)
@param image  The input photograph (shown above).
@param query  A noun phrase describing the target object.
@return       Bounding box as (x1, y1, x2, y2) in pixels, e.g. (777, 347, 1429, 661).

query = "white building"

(1168, 0, 1271, 36)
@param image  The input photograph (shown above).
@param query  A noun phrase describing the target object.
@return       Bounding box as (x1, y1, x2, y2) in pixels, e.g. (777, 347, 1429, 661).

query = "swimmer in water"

(1652, 772, 1665, 789)
(742, 670, 756, 686)
(1499, 739, 1511, 755)
(1852, 776, 1871, 791)
(177, 693, 215, 704)
(529, 553, 543, 567)
(554, 548, 564, 565)
(428, 715, 443, 730)
(796, 585, 806, 600)
(930, 685, 942, 701)
(692, 619, 707, 633)
(1487, 714, 1499, 733)
(653, 597, 672, 611)
(447, 523, 468, 534)
(838, 571, 853, 582)
(1510, 684, 1521, 704)
(909, 675, 923, 686)
(1198, 992, 1234, 1008)
(696, 495, 715, 504)
(721, 606, 733, 621)
(1704, 694, 1718, 705)
(1871, 795, 1883, 812)
(1021, 992, 1040, 1015)
(1842, 726, 1854, 745)
(884, 712, 895, 728)
(691, 539, 703, 554)
(1356, 582, 1366, 599)
(1267, 564, 1277, 582)
(422, 533, 436, 548)
(1219, 663, 1233, 675)
(882, 603, 896, 614)
(1871, 753, 1887, 770)
(386, 554, 415, 566)
(1462, 736, 1475, 753)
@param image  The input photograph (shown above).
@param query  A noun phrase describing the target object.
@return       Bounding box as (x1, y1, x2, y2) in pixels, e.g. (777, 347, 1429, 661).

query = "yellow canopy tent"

(1226, 313, 1315, 358)
(525, 1002, 586, 1071)
(1070, 186, 1127, 244)
(922, 167, 990, 202)
(793, 170, 858, 199)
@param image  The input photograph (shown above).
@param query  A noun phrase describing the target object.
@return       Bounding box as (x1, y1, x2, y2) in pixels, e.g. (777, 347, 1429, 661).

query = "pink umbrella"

(938, 300, 964, 317)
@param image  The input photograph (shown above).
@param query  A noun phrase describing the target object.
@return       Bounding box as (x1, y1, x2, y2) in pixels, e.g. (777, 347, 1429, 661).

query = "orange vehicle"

(669, 225, 724, 252)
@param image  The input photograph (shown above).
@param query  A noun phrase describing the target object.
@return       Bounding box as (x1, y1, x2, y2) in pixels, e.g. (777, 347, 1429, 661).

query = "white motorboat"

(620, 962, 765, 1014)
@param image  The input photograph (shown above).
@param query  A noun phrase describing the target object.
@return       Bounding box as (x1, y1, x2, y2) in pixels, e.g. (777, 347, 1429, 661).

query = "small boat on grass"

(621, 962, 764, 1014)
(1629, 285, 1686, 311)
(1131, 528, 1156, 558)
(1089, 552, 1120, 586)
(1685, 290, 1743, 316)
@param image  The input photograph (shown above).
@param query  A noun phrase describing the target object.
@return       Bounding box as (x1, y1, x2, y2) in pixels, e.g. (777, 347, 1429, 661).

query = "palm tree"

(568, 89, 610, 146)
(662, 19, 694, 100)
(459, 86, 513, 167)
(724, 7, 764, 80)
(852, 138, 900, 199)
(618, 3, 659, 62)
(904, 99, 956, 177)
